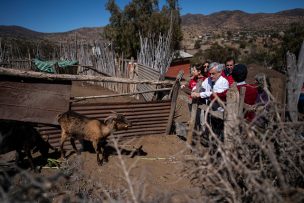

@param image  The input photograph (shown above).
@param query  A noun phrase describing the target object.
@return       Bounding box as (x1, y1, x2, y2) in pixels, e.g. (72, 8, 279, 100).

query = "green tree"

(194, 39, 201, 49)
(265, 23, 304, 72)
(103, 0, 182, 58)
(281, 23, 304, 60)
(203, 43, 240, 63)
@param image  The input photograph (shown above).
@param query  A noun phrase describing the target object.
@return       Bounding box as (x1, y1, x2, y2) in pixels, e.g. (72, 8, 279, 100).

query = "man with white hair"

(191, 62, 229, 134)
(191, 62, 229, 100)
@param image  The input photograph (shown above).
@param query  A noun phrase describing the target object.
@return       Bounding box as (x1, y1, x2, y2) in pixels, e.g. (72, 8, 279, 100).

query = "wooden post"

(165, 71, 183, 135)
(165, 81, 180, 134)
(238, 87, 246, 119)
(75, 33, 77, 60)
(28, 52, 32, 70)
(224, 83, 240, 151)
(186, 80, 203, 145)
(286, 41, 304, 122)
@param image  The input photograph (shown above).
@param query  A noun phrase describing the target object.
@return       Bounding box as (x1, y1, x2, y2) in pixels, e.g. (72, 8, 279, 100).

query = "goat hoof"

(98, 160, 103, 166)
(33, 167, 40, 173)
(60, 156, 67, 161)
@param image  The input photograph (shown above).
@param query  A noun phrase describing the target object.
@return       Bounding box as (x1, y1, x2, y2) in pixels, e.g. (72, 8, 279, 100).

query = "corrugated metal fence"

(137, 64, 160, 101)
(37, 100, 171, 150)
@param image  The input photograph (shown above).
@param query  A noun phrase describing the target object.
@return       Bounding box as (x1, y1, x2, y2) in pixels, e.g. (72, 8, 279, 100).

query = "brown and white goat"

(57, 111, 131, 165)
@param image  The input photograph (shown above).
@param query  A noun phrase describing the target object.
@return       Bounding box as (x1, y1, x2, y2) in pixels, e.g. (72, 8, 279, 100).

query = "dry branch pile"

(184, 90, 304, 203)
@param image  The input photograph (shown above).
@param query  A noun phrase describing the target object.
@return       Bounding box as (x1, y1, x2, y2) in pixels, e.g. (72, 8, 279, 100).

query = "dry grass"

(183, 89, 304, 203)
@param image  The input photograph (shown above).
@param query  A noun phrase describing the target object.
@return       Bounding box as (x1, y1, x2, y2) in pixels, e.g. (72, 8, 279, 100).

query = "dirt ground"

(47, 82, 198, 201)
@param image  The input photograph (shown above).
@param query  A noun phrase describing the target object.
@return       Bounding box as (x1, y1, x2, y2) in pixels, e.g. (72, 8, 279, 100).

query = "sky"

(0, 0, 303, 33)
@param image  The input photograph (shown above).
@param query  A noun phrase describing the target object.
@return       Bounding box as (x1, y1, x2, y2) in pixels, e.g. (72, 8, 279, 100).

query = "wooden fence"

(186, 84, 247, 149)
(0, 67, 182, 150)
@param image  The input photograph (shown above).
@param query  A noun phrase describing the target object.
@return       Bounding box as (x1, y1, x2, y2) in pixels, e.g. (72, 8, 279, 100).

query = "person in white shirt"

(191, 62, 229, 134)
(191, 62, 229, 100)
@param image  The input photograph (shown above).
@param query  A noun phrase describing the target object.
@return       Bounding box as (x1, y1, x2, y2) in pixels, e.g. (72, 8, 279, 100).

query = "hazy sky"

(0, 0, 303, 33)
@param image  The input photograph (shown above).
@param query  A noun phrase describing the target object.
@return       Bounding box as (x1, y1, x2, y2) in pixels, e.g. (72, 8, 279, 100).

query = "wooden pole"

(186, 80, 203, 145)
(165, 71, 183, 135)
(165, 81, 180, 135)
(224, 83, 240, 151)
(72, 88, 172, 101)
(238, 87, 246, 119)
(286, 41, 304, 122)
(28, 52, 32, 70)
(0, 67, 174, 85)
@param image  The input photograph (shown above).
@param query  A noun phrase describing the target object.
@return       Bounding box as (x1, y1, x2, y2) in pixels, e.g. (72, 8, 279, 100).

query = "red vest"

(237, 84, 258, 121)
(188, 76, 205, 99)
(221, 71, 234, 86)
(211, 83, 258, 121)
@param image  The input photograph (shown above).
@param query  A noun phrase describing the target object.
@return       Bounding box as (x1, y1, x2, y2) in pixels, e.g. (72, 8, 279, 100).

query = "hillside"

(180, 8, 304, 52)
(0, 25, 104, 43)
(0, 25, 45, 39)
(45, 27, 104, 43)
(181, 8, 304, 31)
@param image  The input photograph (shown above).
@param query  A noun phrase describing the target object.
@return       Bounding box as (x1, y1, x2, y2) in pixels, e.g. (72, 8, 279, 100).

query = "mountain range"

(181, 8, 304, 31)
(0, 8, 303, 43)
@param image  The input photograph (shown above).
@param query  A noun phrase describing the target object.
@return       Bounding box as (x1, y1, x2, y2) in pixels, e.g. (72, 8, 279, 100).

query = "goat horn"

(104, 115, 114, 123)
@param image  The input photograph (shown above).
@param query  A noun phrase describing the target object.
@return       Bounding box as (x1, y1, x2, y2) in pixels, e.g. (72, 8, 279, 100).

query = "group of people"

(182, 57, 270, 131)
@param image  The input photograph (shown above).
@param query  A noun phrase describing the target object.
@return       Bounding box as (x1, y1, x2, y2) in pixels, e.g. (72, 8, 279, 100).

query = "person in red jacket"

(181, 63, 205, 129)
(222, 57, 235, 86)
(187, 64, 205, 92)
(231, 64, 258, 121)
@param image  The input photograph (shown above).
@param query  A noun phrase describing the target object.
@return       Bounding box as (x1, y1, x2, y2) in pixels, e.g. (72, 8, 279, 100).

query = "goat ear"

(56, 113, 63, 120)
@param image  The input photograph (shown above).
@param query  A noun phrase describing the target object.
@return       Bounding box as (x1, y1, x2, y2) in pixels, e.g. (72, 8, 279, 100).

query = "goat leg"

(60, 135, 68, 159)
(26, 149, 38, 172)
(70, 137, 80, 155)
(100, 141, 108, 163)
(93, 141, 103, 165)
(15, 149, 23, 165)
(102, 147, 109, 163)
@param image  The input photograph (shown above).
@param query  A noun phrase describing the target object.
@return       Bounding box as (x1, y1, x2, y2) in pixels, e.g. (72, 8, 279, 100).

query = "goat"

(0, 120, 54, 172)
(57, 111, 131, 165)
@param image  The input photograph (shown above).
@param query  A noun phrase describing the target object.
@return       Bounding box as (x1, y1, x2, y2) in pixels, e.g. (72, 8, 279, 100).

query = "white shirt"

(197, 76, 229, 98)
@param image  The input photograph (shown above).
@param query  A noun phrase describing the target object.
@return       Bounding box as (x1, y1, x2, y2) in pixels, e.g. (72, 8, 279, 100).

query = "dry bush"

(0, 137, 164, 203)
(183, 91, 304, 203)
(0, 167, 69, 203)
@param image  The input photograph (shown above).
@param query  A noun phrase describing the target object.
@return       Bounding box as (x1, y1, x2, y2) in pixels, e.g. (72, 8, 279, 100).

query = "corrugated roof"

(165, 63, 190, 79)
(174, 50, 193, 59)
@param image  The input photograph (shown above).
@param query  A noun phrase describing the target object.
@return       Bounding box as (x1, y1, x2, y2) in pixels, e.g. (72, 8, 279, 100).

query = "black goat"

(0, 120, 54, 171)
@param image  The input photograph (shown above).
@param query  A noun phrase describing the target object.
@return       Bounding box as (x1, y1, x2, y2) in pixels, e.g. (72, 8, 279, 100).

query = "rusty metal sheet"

(37, 100, 171, 149)
(137, 64, 160, 101)
(0, 76, 71, 125)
